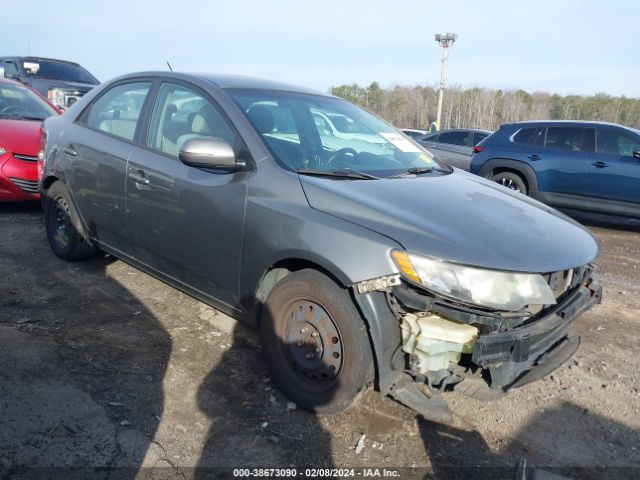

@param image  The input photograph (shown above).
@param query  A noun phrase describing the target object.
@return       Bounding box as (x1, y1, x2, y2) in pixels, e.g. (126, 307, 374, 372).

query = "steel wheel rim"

(284, 299, 343, 383)
(53, 197, 71, 248)
(496, 177, 521, 192)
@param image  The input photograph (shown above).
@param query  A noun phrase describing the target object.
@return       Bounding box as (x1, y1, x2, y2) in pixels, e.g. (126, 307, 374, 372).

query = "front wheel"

(260, 269, 374, 413)
(491, 171, 528, 195)
(44, 182, 97, 261)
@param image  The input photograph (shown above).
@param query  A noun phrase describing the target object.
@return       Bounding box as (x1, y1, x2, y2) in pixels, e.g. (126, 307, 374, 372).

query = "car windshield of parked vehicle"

(0, 83, 58, 120)
(22, 60, 98, 84)
(229, 89, 450, 178)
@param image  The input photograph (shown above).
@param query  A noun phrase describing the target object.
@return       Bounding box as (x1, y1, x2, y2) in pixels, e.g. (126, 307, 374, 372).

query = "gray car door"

(422, 130, 473, 169)
(124, 81, 248, 311)
(64, 81, 152, 249)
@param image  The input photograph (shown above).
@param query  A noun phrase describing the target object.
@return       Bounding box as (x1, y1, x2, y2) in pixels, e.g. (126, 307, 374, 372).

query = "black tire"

(260, 269, 374, 413)
(44, 182, 97, 261)
(491, 171, 528, 195)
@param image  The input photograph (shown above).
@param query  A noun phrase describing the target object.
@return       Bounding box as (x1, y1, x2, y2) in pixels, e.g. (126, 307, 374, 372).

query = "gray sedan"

(39, 72, 601, 420)
(419, 128, 492, 169)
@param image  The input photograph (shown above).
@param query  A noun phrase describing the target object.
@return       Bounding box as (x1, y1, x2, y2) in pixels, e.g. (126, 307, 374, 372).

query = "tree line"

(330, 82, 640, 132)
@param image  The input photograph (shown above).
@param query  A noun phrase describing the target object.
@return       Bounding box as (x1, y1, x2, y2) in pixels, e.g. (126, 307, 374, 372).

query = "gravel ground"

(0, 202, 638, 480)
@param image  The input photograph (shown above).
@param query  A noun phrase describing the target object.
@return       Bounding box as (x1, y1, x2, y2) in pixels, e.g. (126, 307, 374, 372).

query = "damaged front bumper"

(354, 264, 602, 421)
(471, 278, 601, 389)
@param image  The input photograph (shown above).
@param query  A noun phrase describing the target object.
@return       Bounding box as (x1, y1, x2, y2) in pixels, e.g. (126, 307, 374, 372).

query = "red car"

(0, 77, 60, 201)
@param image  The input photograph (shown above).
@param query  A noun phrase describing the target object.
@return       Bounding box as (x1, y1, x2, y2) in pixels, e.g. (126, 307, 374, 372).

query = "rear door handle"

(63, 146, 77, 156)
(527, 154, 541, 161)
(128, 170, 150, 185)
(592, 161, 609, 168)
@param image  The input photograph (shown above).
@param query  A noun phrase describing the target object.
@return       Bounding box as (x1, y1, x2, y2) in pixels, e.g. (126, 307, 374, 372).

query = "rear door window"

(81, 82, 151, 142)
(543, 127, 588, 152)
(437, 131, 470, 146)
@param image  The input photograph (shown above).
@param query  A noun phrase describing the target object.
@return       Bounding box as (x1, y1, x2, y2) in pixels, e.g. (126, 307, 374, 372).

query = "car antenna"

(166, 61, 173, 72)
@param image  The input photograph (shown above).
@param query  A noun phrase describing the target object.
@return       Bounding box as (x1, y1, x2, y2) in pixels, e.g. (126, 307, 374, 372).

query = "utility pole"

(434, 33, 457, 131)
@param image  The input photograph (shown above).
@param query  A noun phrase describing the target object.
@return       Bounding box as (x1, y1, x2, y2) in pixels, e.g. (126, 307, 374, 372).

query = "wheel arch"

(41, 174, 60, 192)
(254, 256, 351, 308)
(477, 158, 540, 197)
(252, 255, 402, 395)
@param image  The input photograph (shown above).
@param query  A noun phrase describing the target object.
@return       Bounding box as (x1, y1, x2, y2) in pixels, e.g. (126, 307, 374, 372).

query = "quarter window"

(544, 127, 587, 152)
(147, 83, 237, 158)
(595, 129, 640, 157)
(83, 82, 151, 141)
(512, 128, 536, 144)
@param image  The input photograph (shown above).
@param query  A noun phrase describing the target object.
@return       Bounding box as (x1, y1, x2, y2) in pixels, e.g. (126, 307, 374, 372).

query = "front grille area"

(547, 268, 576, 299)
(13, 154, 38, 163)
(9, 177, 38, 195)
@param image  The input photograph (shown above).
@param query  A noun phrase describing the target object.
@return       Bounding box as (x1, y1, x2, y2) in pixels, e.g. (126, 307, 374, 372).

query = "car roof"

(512, 119, 624, 127)
(427, 128, 493, 135)
(110, 71, 331, 97)
(509, 119, 640, 135)
(1, 56, 82, 66)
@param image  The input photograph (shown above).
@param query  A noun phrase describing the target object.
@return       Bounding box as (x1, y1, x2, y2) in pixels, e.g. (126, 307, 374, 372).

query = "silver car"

(39, 72, 601, 420)
(419, 128, 492, 170)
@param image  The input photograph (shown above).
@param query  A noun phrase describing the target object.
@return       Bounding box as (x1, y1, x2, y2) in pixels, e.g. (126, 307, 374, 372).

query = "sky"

(3, 0, 640, 97)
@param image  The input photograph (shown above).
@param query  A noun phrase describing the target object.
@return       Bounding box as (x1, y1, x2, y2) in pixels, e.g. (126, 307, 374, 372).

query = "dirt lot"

(1, 202, 639, 480)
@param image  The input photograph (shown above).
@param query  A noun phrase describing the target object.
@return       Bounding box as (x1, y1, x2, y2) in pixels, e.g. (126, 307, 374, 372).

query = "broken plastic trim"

(354, 274, 401, 294)
(392, 282, 522, 331)
(388, 374, 452, 423)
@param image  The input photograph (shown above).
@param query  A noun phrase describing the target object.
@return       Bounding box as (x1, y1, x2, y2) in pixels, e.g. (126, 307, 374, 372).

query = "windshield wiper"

(0, 114, 46, 121)
(294, 168, 379, 180)
(390, 166, 450, 178)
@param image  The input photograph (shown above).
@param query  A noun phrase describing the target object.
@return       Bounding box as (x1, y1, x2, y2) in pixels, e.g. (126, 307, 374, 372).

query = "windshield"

(0, 83, 58, 120)
(228, 89, 450, 178)
(23, 60, 98, 84)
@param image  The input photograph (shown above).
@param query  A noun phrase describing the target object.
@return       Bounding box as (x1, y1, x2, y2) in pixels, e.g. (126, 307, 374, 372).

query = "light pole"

(434, 33, 457, 131)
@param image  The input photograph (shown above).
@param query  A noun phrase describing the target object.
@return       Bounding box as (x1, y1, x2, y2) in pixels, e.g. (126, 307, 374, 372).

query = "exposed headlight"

(392, 250, 556, 311)
(0, 147, 6, 155)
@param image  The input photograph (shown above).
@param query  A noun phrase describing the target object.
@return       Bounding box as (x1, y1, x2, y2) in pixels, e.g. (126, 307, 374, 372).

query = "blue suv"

(470, 121, 640, 219)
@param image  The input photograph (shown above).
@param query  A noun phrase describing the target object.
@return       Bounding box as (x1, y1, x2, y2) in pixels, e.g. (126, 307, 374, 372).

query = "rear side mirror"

(633, 149, 640, 159)
(179, 138, 245, 171)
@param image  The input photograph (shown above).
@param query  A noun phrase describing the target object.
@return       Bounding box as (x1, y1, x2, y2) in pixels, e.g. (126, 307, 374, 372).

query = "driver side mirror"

(633, 149, 640, 159)
(179, 138, 246, 171)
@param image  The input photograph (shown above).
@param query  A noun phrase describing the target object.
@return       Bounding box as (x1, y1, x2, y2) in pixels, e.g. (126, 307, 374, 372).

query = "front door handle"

(592, 161, 609, 168)
(128, 170, 150, 185)
(63, 146, 77, 156)
(527, 154, 541, 161)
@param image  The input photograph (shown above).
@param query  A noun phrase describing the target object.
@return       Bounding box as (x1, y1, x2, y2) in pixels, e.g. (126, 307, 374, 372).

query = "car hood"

(30, 79, 96, 96)
(0, 119, 42, 155)
(299, 169, 599, 273)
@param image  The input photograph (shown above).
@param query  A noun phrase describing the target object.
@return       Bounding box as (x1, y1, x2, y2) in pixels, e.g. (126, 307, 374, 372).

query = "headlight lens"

(392, 250, 556, 311)
(0, 147, 6, 155)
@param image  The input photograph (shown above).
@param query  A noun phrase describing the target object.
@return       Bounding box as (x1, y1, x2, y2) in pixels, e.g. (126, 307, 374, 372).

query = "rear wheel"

(260, 269, 374, 413)
(491, 171, 528, 195)
(44, 182, 97, 260)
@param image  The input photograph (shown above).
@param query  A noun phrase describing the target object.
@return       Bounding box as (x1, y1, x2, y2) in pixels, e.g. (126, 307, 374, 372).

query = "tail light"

(473, 145, 484, 153)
